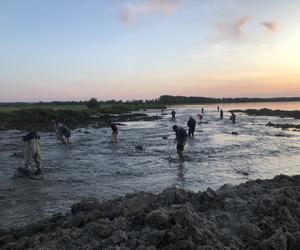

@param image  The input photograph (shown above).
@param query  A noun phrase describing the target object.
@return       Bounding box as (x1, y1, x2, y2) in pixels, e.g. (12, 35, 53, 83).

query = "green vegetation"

(0, 103, 87, 112)
(0, 99, 161, 113)
(0, 100, 162, 131)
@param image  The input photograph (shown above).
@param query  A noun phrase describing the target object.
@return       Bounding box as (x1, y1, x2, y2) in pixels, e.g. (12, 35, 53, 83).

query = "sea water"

(1, 102, 300, 228)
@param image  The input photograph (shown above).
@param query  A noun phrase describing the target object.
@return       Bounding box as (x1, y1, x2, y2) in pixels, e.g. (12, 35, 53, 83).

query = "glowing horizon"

(0, 0, 299, 102)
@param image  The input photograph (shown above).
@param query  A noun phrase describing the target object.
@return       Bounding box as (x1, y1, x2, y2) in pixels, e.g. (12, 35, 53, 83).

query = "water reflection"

(176, 162, 186, 188)
(1, 102, 300, 228)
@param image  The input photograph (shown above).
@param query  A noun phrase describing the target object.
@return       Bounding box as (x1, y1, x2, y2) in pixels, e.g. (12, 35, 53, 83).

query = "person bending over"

(173, 125, 188, 161)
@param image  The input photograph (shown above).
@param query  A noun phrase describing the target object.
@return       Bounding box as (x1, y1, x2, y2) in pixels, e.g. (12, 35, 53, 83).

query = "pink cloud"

(217, 16, 251, 41)
(261, 21, 280, 33)
(120, 0, 183, 25)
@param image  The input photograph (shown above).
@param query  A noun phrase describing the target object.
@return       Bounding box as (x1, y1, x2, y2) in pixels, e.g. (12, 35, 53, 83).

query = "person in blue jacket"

(173, 125, 188, 160)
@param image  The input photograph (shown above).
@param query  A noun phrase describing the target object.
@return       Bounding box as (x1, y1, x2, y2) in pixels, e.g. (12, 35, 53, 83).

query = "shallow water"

(1, 102, 300, 229)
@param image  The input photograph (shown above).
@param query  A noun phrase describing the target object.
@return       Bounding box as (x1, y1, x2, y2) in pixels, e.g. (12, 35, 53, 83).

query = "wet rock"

(145, 208, 171, 229)
(231, 132, 239, 135)
(83, 219, 113, 239)
(206, 187, 217, 199)
(259, 230, 287, 250)
(111, 230, 128, 244)
(143, 229, 166, 246)
(287, 231, 300, 250)
(135, 145, 144, 150)
(2, 175, 300, 250)
(71, 197, 101, 214)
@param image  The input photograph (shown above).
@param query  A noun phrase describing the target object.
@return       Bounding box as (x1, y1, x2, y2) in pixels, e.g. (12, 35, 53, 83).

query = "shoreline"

(1, 174, 299, 249)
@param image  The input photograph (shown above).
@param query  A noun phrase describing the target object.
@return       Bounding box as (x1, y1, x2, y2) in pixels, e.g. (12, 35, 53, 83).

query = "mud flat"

(266, 122, 300, 131)
(1, 174, 300, 249)
(0, 108, 161, 131)
(231, 108, 300, 119)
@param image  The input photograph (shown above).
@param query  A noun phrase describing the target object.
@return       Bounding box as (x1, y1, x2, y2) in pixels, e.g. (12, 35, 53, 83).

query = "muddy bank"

(266, 122, 300, 131)
(0, 108, 161, 131)
(231, 108, 300, 119)
(1, 175, 300, 249)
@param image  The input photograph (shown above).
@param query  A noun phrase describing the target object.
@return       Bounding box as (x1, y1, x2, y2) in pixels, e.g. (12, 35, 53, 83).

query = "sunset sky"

(0, 0, 300, 101)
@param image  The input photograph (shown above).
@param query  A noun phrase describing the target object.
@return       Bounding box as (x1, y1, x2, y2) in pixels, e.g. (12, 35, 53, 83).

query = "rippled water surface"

(1, 102, 300, 229)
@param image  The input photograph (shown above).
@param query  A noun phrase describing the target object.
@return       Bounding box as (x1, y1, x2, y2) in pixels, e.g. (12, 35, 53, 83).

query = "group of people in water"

(21, 107, 236, 175)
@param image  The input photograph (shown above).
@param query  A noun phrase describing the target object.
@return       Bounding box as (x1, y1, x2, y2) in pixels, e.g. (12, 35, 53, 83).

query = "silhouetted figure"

(187, 117, 196, 137)
(197, 114, 203, 122)
(230, 111, 236, 124)
(220, 109, 223, 119)
(201, 107, 204, 114)
(173, 125, 188, 161)
(217, 106, 220, 112)
(171, 110, 176, 121)
(52, 120, 71, 144)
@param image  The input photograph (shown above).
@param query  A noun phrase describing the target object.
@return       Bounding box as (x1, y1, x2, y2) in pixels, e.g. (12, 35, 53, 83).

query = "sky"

(0, 0, 300, 101)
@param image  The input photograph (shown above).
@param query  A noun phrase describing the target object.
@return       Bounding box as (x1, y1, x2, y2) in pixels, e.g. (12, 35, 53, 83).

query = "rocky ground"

(231, 108, 300, 119)
(1, 174, 300, 250)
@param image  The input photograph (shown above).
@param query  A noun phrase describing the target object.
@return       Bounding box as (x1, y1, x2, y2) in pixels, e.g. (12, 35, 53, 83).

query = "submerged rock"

(135, 145, 144, 151)
(1, 174, 300, 249)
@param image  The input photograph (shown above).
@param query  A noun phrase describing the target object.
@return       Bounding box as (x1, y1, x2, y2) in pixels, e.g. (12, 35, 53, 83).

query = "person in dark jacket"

(230, 111, 236, 124)
(173, 125, 188, 160)
(220, 109, 224, 119)
(171, 110, 176, 121)
(187, 117, 196, 137)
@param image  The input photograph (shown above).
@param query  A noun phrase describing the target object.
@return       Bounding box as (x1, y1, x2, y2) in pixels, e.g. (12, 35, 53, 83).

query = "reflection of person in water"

(176, 163, 185, 187)
(220, 109, 223, 119)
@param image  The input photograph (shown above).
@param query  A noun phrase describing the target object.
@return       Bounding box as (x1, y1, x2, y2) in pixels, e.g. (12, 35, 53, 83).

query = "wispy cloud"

(120, 0, 183, 25)
(261, 21, 280, 33)
(216, 16, 251, 41)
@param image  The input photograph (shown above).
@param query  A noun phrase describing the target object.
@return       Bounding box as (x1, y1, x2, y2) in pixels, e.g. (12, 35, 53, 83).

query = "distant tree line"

(2, 95, 300, 107)
(157, 95, 300, 105)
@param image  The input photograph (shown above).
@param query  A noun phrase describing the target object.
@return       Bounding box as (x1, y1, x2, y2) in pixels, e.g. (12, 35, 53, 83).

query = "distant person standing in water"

(171, 110, 176, 121)
(52, 120, 71, 144)
(230, 111, 236, 124)
(173, 125, 188, 161)
(217, 106, 220, 112)
(197, 114, 203, 122)
(22, 131, 42, 175)
(220, 109, 223, 119)
(187, 116, 196, 137)
(111, 123, 119, 143)
(201, 107, 204, 114)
